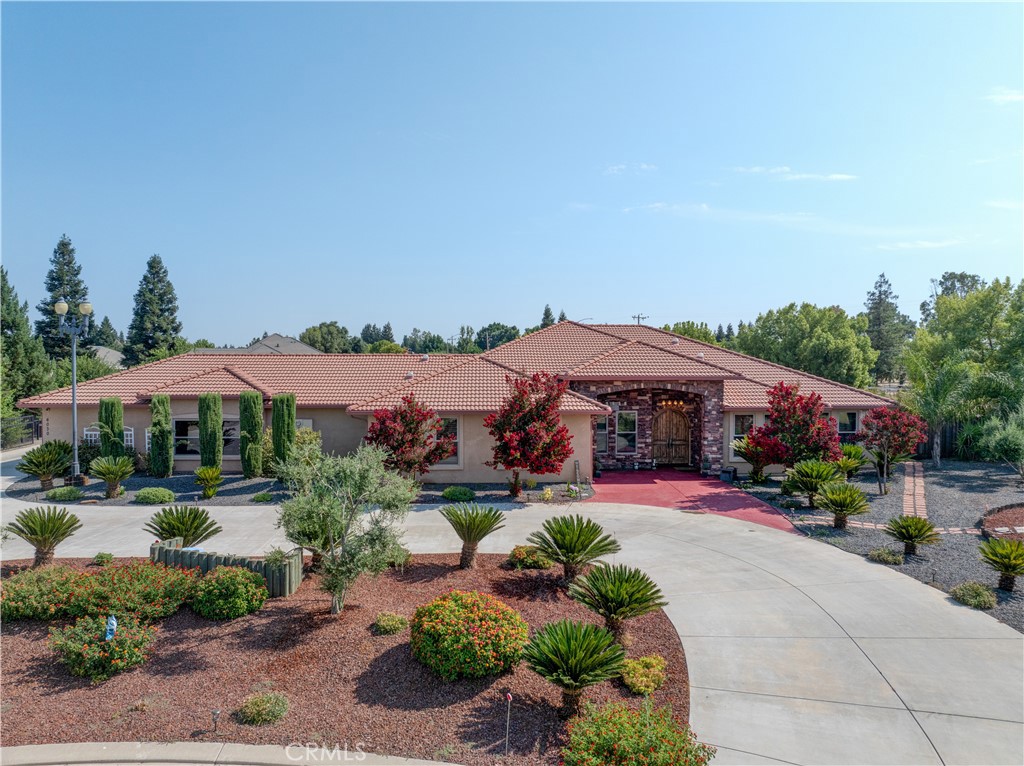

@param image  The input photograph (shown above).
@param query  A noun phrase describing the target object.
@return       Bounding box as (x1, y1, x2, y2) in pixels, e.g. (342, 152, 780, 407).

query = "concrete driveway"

(3, 454, 1022, 765)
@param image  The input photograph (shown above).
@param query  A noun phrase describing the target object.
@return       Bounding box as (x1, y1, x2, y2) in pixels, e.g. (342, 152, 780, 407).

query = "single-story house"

(18, 322, 892, 482)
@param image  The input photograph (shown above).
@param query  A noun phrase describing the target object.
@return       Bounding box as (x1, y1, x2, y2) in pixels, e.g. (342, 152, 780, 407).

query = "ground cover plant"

(507, 544, 553, 570)
(373, 611, 408, 635)
(45, 486, 83, 502)
(442, 485, 476, 502)
(621, 655, 667, 696)
(236, 691, 289, 726)
(134, 487, 175, 505)
(949, 581, 997, 610)
(48, 614, 155, 683)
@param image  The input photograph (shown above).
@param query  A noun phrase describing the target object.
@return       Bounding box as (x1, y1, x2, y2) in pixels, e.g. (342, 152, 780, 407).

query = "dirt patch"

(0, 554, 688, 764)
(982, 505, 1024, 540)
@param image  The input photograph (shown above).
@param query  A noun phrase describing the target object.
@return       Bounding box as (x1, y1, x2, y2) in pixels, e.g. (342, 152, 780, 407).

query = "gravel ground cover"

(5, 474, 287, 506)
(414, 482, 593, 507)
(0, 554, 689, 765)
(741, 460, 1024, 633)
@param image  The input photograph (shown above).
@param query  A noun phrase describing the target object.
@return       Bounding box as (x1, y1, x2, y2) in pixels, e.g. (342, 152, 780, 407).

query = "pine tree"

(361, 323, 383, 344)
(35, 235, 90, 359)
(541, 305, 556, 328)
(863, 273, 915, 383)
(715, 324, 726, 342)
(725, 323, 735, 341)
(1, 267, 52, 401)
(558, 310, 568, 322)
(381, 322, 395, 342)
(122, 255, 183, 366)
(92, 316, 122, 349)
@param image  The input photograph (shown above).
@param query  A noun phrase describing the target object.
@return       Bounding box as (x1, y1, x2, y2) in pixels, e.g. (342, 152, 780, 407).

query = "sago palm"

(522, 619, 625, 718)
(194, 466, 224, 499)
(979, 538, 1024, 592)
(816, 482, 870, 530)
(143, 505, 223, 548)
(6, 506, 82, 567)
(88, 455, 135, 498)
(439, 503, 505, 569)
(567, 564, 667, 643)
(527, 514, 621, 583)
(786, 460, 843, 508)
(884, 516, 940, 556)
(17, 441, 72, 491)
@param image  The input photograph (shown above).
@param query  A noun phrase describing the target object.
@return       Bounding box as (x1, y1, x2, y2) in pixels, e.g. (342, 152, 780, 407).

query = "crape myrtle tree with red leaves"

(365, 393, 456, 479)
(484, 372, 574, 497)
(858, 406, 927, 493)
(760, 381, 842, 467)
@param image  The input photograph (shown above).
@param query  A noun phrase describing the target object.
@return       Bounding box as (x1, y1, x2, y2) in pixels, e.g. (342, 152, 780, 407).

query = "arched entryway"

(652, 408, 691, 465)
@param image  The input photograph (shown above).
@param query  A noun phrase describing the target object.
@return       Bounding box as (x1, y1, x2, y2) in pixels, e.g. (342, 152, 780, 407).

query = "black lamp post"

(55, 297, 92, 483)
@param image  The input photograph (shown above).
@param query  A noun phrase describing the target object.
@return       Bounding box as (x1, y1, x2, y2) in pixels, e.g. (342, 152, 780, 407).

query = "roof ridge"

(345, 355, 477, 410)
(565, 339, 636, 374)
(477, 356, 612, 409)
(17, 354, 186, 406)
(138, 366, 227, 397)
(479, 321, 620, 359)
(223, 366, 276, 397)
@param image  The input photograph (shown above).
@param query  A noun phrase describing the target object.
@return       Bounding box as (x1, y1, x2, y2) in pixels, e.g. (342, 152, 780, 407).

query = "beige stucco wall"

(296, 408, 367, 456)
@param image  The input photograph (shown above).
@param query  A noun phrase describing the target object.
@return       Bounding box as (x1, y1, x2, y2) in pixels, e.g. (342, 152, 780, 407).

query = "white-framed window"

(616, 411, 637, 454)
(595, 416, 609, 454)
(145, 428, 152, 452)
(731, 413, 755, 460)
(123, 427, 134, 450)
(172, 419, 241, 456)
(296, 418, 314, 431)
(434, 416, 461, 468)
(835, 411, 858, 435)
(82, 426, 100, 446)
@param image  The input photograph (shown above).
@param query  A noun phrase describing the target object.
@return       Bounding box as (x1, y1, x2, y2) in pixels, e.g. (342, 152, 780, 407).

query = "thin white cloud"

(733, 166, 791, 174)
(983, 87, 1024, 105)
(875, 239, 964, 251)
(733, 165, 857, 181)
(985, 200, 1024, 211)
(604, 163, 657, 176)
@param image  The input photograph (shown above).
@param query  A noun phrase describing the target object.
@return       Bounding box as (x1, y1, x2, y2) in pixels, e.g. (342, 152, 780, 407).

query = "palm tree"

(568, 564, 667, 643)
(6, 506, 82, 567)
(16, 441, 72, 491)
(522, 619, 625, 718)
(527, 514, 621, 583)
(906, 355, 972, 468)
(143, 506, 223, 548)
(89, 455, 135, 498)
(979, 538, 1024, 592)
(439, 503, 505, 569)
(816, 482, 870, 529)
(884, 516, 940, 556)
(786, 460, 843, 508)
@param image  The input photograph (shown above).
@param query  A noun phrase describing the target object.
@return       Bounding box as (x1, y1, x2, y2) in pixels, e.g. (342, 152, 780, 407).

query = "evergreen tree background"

(92, 316, 122, 349)
(541, 305, 556, 328)
(122, 255, 183, 366)
(862, 273, 915, 383)
(557, 310, 568, 322)
(1, 267, 52, 401)
(34, 234, 90, 359)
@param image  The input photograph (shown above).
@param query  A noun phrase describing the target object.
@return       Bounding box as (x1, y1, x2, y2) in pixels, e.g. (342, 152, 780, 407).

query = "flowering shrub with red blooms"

(67, 561, 198, 623)
(859, 406, 927, 466)
(410, 590, 528, 680)
(484, 372, 574, 496)
(761, 381, 841, 466)
(562, 701, 716, 766)
(48, 614, 156, 682)
(1, 566, 90, 621)
(732, 430, 790, 483)
(365, 393, 456, 477)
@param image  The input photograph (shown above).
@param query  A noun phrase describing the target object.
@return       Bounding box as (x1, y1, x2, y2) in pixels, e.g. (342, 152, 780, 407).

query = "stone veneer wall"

(571, 381, 725, 472)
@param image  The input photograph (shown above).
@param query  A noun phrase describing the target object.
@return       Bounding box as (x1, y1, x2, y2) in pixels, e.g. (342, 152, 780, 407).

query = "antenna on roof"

(632, 313, 649, 325)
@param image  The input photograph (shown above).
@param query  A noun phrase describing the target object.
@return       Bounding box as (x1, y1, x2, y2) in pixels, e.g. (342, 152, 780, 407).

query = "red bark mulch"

(0, 554, 689, 765)
(982, 505, 1024, 540)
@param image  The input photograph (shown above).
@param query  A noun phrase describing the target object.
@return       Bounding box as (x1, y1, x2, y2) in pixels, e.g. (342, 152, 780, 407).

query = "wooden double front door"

(652, 409, 691, 464)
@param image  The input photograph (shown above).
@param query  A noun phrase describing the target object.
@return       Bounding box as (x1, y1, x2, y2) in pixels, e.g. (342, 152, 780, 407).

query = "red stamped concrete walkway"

(587, 469, 798, 533)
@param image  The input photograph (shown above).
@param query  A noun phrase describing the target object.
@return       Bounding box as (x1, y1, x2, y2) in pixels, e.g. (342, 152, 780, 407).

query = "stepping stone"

(1015, 527, 1024, 533)
(81, 499, 99, 505)
(994, 527, 1012, 533)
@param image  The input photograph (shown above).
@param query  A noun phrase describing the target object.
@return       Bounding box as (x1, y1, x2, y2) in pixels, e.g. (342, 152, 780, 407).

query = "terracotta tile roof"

(567, 341, 734, 380)
(482, 323, 624, 374)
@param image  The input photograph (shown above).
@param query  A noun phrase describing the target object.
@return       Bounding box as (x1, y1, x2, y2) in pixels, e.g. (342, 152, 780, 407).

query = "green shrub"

(198, 392, 223, 468)
(385, 543, 412, 569)
(373, 611, 409, 635)
(568, 564, 667, 642)
(410, 590, 528, 680)
(149, 394, 174, 478)
(867, 547, 904, 565)
(785, 460, 843, 508)
(884, 516, 940, 556)
(294, 426, 321, 452)
(194, 465, 224, 498)
(527, 514, 622, 583)
(49, 614, 156, 682)
(69, 561, 198, 623)
(259, 427, 276, 478)
(440, 503, 505, 569)
(17, 441, 72, 491)
(523, 478, 538, 490)
(441, 485, 476, 502)
(92, 552, 114, 567)
(143, 505, 222, 548)
(621, 655, 667, 696)
(263, 548, 289, 569)
(97, 397, 126, 458)
(76, 442, 101, 474)
(134, 487, 175, 505)
(539, 486, 554, 502)
(271, 393, 296, 467)
(89, 455, 134, 498)
(950, 581, 997, 610)
(979, 538, 1024, 592)
(192, 566, 268, 620)
(252, 492, 273, 503)
(816, 482, 870, 529)
(236, 692, 288, 726)
(507, 544, 553, 570)
(46, 486, 83, 502)
(239, 389, 264, 479)
(0, 566, 88, 621)
(562, 701, 716, 766)
(5, 506, 82, 568)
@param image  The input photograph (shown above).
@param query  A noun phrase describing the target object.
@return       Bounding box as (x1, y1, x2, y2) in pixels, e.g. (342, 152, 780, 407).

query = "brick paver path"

(902, 461, 927, 518)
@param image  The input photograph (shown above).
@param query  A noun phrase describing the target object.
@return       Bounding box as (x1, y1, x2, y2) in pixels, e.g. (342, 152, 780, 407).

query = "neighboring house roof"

(189, 333, 322, 355)
(90, 346, 125, 368)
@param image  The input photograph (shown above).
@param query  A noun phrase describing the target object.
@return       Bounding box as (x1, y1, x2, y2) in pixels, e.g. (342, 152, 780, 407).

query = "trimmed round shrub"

(236, 692, 289, 725)
(134, 487, 176, 505)
(411, 590, 528, 680)
(507, 544, 553, 570)
(562, 701, 716, 766)
(252, 492, 273, 503)
(0, 566, 88, 621)
(950, 581, 997, 610)
(70, 561, 198, 623)
(621, 655, 667, 696)
(373, 612, 409, 635)
(48, 614, 156, 682)
(867, 547, 904, 565)
(92, 552, 114, 567)
(441, 485, 476, 502)
(45, 486, 84, 502)
(192, 566, 268, 620)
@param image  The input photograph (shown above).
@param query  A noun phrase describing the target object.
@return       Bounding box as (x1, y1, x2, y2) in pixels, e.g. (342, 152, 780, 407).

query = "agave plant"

(786, 460, 843, 508)
(522, 619, 625, 718)
(5, 506, 82, 567)
(439, 503, 505, 569)
(89, 455, 135, 498)
(194, 466, 224, 499)
(816, 482, 870, 530)
(527, 514, 622, 584)
(979, 538, 1024, 592)
(16, 441, 72, 491)
(883, 516, 940, 556)
(567, 563, 667, 643)
(143, 505, 223, 548)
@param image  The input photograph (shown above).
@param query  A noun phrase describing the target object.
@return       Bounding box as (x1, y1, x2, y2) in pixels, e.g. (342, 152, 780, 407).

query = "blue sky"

(2, 2, 1022, 346)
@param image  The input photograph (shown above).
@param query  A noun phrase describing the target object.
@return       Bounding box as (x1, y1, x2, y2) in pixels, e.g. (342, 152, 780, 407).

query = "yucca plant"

(840, 444, 869, 478)
(439, 503, 505, 569)
(522, 619, 625, 718)
(143, 505, 223, 548)
(527, 514, 622, 584)
(883, 516, 940, 556)
(16, 441, 72, 491)
(89, 455, 135, 498)
(5, 506, 82, 567)
(785, 460, 843, 508)
(979, 538, 1024, 592)
(816, 482, 870, 530)
(568, 564, 667, 643)
(194, 466, 224, 499)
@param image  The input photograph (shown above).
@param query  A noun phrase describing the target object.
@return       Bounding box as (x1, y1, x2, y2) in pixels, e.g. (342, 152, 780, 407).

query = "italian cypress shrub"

(198, 392, 223, 469)
(149, 394, 173, 477)
(239, 390, 264, 479)
(97, 398, 125, 458)
(272, 393, 296, 465)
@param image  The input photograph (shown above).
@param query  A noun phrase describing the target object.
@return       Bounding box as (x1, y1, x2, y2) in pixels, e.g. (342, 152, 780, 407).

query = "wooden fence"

(149, 537, 304, 598)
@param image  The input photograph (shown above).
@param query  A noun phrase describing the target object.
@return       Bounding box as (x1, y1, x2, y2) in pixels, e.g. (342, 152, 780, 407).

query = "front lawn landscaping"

(5, 472, 287, 506)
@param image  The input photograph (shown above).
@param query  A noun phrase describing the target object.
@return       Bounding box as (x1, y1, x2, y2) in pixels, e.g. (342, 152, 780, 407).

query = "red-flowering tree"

(858, 406, 927, 490)
(731, 428, 790, 483)
(484, 372, 574, 497)
(762, 381, 842, 466)
(365, 394, 456, 478)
